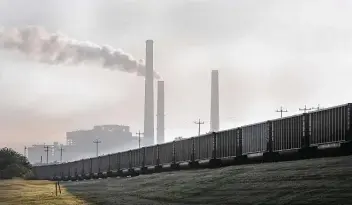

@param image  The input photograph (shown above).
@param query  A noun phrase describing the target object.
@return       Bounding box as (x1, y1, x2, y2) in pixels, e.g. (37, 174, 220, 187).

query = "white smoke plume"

(0, 25, 160, 79)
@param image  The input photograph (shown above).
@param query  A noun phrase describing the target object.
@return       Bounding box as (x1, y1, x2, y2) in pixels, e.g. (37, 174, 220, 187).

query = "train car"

(242, 121, 269, 155)
(216, 128, 239, 159)
(109, 153, 118, 171)
(194, 133, 214, 160)
(174, 138, 193, 163)
(309, 103, 352, 146)
(144, 145, 158, 167)
(99, 154, 110, 173)
(271, 114, 304, 152)
(119, 151, 130, 170)
(91, 157, 100, 174)
(130, 148, 142, 168)
(158, 142, 174, 165)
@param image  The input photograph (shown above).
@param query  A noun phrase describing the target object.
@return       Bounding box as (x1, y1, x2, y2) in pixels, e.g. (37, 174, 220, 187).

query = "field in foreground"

(0, 179, 85, 205)
(1, 156, 352, 205)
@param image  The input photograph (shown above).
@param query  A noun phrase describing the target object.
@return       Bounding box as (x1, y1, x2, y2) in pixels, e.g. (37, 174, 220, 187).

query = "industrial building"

(27, 143, 60, 165)
(27, 124, 140, 164)
(65, 124, 138, 159)
(27, 144, 48, 164)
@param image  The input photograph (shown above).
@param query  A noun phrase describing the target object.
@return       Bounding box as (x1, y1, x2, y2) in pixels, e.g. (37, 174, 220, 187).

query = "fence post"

(58, 181, 61, 194)
(55, 182, 58, 196)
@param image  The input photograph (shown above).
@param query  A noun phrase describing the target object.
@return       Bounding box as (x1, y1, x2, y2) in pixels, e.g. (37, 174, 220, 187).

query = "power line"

(299, 105, 313, 113)
(136, 130, 144, 149)
(93, 139, 101, 157)
(44, 145, 50, 164)
(275, 106, 288, 118)
(194, 119, 205, 136)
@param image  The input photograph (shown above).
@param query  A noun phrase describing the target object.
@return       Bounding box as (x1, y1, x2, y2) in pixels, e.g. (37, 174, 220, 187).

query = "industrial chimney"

(210, 70, 220, 132)
(143, 40, 155, 146)
(157, 81, 165, 144)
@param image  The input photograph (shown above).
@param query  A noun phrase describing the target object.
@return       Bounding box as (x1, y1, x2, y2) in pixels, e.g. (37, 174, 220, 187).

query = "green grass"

(2, 156, 352, 204)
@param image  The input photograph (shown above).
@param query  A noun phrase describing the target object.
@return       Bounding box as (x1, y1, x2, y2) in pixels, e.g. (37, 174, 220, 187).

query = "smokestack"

(210, 70, 220, 132)
(157, 81, 165, 144)
(143, 40, 155, 146)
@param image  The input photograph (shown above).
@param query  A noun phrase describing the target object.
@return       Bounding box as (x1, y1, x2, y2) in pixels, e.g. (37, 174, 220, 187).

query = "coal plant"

(210, 70, 220, 132)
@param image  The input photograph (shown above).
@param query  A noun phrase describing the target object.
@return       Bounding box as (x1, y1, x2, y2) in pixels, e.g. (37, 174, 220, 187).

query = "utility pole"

(299, 105, 313, 113)
(194, 119, 205, 136)
(93, 139, 101, 157)
(136, 130, 144, 149)
(312, 104, 322, 111)
(40, 156, 42, 164)
(275, 106, 288, 118)
(24, 146, 27, 157)
(44, 145, 50, 164)
(58, 145, 64, 163)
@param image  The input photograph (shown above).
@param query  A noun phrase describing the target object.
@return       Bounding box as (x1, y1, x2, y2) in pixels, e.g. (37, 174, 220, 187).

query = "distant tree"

(0, 147, 32, 179)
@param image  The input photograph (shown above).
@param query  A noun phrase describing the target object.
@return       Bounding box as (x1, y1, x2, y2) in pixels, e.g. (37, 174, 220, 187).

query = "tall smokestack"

(210, 70, 220, 132)
(157, 81, 165, 144)
(144, 40, 155, 146)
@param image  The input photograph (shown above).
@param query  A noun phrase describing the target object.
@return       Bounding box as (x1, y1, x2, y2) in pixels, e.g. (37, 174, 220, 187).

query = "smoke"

(0, 25, 161, 79)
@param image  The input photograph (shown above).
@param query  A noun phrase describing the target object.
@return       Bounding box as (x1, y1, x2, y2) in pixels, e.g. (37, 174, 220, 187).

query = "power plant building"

(65, 125, 137, 158)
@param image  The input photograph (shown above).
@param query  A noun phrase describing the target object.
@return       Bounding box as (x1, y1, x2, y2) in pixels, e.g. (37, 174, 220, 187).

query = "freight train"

(32, 103, 352, 180)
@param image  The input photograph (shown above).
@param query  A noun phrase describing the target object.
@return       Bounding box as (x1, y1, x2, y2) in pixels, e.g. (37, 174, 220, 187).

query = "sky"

(1, 0, 352, 153)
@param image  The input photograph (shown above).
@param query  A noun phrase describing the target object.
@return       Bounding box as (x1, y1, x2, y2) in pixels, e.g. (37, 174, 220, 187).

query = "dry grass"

(0, 179, 86, 205)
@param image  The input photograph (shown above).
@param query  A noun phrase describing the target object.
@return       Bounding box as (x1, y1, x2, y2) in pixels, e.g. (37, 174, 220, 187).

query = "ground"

(1, 156, 352, 205)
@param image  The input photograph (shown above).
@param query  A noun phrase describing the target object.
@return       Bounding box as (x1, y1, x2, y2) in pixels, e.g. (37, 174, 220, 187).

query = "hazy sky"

(1, 0, 352, 152)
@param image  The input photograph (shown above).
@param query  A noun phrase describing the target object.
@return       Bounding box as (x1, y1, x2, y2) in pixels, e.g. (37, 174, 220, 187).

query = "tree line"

(0, 147, 33, 179)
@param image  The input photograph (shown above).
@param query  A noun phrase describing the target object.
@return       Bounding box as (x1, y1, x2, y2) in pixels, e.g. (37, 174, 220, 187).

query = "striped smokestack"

(157, 81, 165, 144)
(143, 40, 155, 146)
(210, 70, 220, 132)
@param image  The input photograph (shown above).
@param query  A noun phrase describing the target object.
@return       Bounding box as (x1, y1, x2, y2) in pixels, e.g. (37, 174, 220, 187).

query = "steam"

(0, 25, 160, 79)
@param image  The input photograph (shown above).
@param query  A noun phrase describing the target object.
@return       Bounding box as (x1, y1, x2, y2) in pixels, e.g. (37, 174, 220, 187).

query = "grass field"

(0, 180, 86, 205)
(1, 156, 352, 205)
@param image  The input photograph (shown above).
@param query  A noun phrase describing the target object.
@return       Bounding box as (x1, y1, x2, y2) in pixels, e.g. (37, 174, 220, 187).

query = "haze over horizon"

(1, 0, 352, 153)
